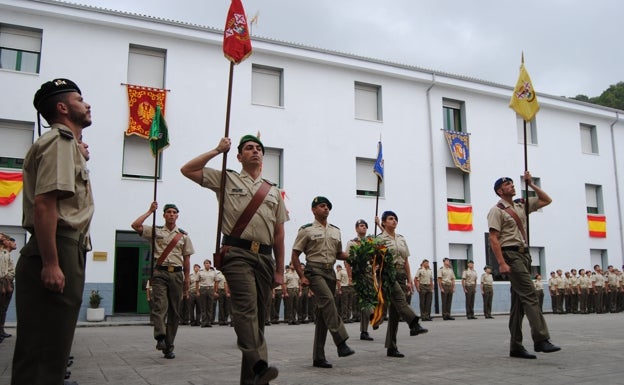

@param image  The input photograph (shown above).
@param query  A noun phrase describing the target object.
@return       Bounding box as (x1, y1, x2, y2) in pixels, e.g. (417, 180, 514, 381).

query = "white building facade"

(1, 0, 622, 320)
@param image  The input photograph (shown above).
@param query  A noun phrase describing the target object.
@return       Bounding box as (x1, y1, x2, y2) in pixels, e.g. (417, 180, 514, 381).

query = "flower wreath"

(347, 235, 397, 327)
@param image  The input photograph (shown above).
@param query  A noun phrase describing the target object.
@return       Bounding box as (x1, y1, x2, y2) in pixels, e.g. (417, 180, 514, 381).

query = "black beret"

(163, 203, 179, 213)
(494, 177, 513, 193)
(311, 196, 332, 210)
(381, 210, 398, 222)
(355, 219, 368, 228)
(237, 134, 265, 154)
(33, 78, 81, 112)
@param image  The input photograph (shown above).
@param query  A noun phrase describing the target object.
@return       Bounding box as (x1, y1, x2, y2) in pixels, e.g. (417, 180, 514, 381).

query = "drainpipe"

(425, 74, 438, 313)
(609, 112, 624, 261)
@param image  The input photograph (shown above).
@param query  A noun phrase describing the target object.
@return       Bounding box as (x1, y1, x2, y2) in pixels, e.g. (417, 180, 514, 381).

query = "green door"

(114, 231, 152, 314)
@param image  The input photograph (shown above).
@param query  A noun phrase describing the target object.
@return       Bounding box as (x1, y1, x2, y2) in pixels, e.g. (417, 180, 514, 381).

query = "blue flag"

(374, 141, 384, 181)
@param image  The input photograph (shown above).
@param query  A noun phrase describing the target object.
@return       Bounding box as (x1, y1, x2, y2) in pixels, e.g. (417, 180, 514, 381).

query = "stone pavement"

(1, 312, 623, 385)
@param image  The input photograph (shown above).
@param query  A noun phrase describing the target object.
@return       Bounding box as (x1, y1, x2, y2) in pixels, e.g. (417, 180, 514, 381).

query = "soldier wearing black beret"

(13, 78, 95, 385)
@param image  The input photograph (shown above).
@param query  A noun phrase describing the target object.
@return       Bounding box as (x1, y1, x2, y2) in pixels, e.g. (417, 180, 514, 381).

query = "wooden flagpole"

(214, 61, 235, 269)
(150, 152, 159, 278)
(523, 120, 530, 246)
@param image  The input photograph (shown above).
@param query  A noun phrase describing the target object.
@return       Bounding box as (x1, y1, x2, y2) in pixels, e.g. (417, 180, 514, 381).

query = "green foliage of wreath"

(347, 235, 397, 311)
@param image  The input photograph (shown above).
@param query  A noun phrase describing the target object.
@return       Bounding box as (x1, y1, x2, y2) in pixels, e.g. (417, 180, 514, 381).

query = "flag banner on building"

(447, 203, 473, 231)
(374, 141, 384, 181)
(509, 55, 540, 121)
(223, 0, 252, 64)
(443, 130, 471, 173)
(125, 85, 167, 138)
(587, 214, 606, 238)
(149, 105, 169, 156)
(0, 171, 23, 206)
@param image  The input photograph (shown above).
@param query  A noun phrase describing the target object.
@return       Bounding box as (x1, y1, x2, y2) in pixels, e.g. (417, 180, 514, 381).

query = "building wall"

(1, 0, 622, 320)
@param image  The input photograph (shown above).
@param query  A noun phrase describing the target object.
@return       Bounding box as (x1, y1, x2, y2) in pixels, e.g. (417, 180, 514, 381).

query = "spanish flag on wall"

(587, 215, 606, 238)
(0, 171, 23, 206)
(447, 204, 473, 231)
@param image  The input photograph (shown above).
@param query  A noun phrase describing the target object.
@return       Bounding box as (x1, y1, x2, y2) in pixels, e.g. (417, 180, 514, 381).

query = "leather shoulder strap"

(497, 202, 528, 244)
(156, 231, 184, 266)
(229, 181, 272, 238)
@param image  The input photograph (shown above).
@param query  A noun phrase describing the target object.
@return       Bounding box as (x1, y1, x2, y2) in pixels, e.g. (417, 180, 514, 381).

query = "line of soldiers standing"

(547, 264, 624, 314)
(178, 259, 232, 327)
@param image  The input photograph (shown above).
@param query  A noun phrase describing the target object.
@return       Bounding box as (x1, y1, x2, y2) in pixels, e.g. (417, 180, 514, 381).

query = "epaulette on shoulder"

(178, 228, 188, 235)
(262, 178, 277, 186)
(226, 169, 240, 175)
(329, 224, 340, 230)
(513, 198, 525, 204)
(299, 223, 313, 230)
(156, 225, 164, 229)
(58, 129, 74, 140)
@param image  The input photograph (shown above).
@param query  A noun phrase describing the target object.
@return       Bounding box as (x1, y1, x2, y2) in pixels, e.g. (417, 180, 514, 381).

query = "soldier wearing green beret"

(132, 202, 195, 359)
(13, 78, 95, 385)
(291, 196, 355, 369)
(181, 135, 288, 385)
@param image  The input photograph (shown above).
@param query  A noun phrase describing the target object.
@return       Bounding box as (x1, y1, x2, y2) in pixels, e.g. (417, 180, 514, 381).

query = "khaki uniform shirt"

(556, 276, 565, 290)
(141, 225, 194, 267)
(377, 231, 409, 266)
(569, 276, 579, 290)
(438, 266, 455, 284)
(481, 272, 493, 287)
(579, 275, 590, 289)
(198, 268, 218, 288)
(607, 272, 618, 286)
(190, 271, 201, 290)
(285, 270, 300, 289)
(416, 267, 433, 285)
(292, 220, 342, 264)
(22, 124, 95, 249)
(462, 268, 478, 286)
(548, 277, 557, 291)
(201, 168, 288, 245)
(487, 197, 539, 247)
(592, 273, 605, 287)
(534, 279, 544, 291)
(336, 269, 349, 287)
(215, 270, 227, 289)
(0, 249, 15, 280)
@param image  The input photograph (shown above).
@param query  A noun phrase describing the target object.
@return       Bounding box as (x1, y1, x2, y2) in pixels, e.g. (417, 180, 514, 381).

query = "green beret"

(33, 78, 81, 112)
(311, 196, 332, 210)
(163, 203, 179, 213)
(237, 134, 265, 154)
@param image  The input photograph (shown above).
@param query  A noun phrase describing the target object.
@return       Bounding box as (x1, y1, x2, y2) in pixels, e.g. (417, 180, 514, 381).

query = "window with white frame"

(446, 167, 469, 203)
(449, 243, 472, 277)
(590, 249, 608, 270)
(0, 119, 34, 169)
(252, 64, 283, 107)
(262, 147, 283, 187)
(443, 98, 465, 132)
(356, 157, 383, 197)
(517, 115, 537, 144)
(0, 24, 41, 73)
(355, 82, 382, 121)
(585, 184, 603, 214)
(580, 123, 598, 154)
(122, 45, 166, 179)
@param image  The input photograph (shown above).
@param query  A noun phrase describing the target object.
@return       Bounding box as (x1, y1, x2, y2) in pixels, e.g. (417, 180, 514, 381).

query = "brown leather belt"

(501, 245, 527, 253)
(156, 265, 182, 272)
(307, 261, 334, 270)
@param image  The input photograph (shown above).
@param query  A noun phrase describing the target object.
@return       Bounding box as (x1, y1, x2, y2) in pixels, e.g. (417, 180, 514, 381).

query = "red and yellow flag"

(125, 85, 167, 138)
(587, 215, 606, 238)
(509, 54, 540, 121)
(447, 204, 473, 231)
(0, 171, 23, 206)
(223, 0, 252, 64)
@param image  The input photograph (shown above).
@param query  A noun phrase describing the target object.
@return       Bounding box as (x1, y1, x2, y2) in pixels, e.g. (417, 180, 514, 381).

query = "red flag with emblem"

(223, 0, 252, 64)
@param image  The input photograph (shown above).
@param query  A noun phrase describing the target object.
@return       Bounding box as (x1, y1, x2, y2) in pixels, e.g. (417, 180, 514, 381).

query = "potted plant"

(86, 290, 105, 322)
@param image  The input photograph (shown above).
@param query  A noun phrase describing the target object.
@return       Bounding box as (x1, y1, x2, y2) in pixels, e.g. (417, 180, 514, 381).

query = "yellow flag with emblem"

(509, 54, 540, 121)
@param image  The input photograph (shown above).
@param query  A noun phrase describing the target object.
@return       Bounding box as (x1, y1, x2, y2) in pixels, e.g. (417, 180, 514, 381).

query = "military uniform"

(416, 266, 433, 321)
(592, 272, 605, 313)
(555, 274, 566, 314)
(438, 265, 455, 319)
(548, 275, 559, 313)
(201, 166, 288, 385)
(214, 270, 230, 325)
(481, 271, 494, 318)
(578, 273, 589, 314)
(533, 278, 544, 311)
(462, 266, 478, 318)
(293, 220, 349, 363)
(189, 269, 201, 325)
(377, 231, 421, 352)
(271, 286, 283, 323)
(0, 241, 15, 338)
(335, 267, 353, 322)
(13, 123, 94, 385)
(568, 274, 579, 313)
(487, 196, 551, 352)
(198, 267, 218, 327)
(284, 269, 301, 324)
(607, 270, 619, 313)
(141, 224, 194, 352)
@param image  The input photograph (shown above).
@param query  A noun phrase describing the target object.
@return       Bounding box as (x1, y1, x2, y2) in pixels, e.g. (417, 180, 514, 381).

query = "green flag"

(149, 105, 169, 156)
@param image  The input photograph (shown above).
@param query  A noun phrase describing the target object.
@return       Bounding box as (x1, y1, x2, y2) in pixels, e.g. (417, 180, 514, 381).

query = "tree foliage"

(571, 82, 624, 110)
